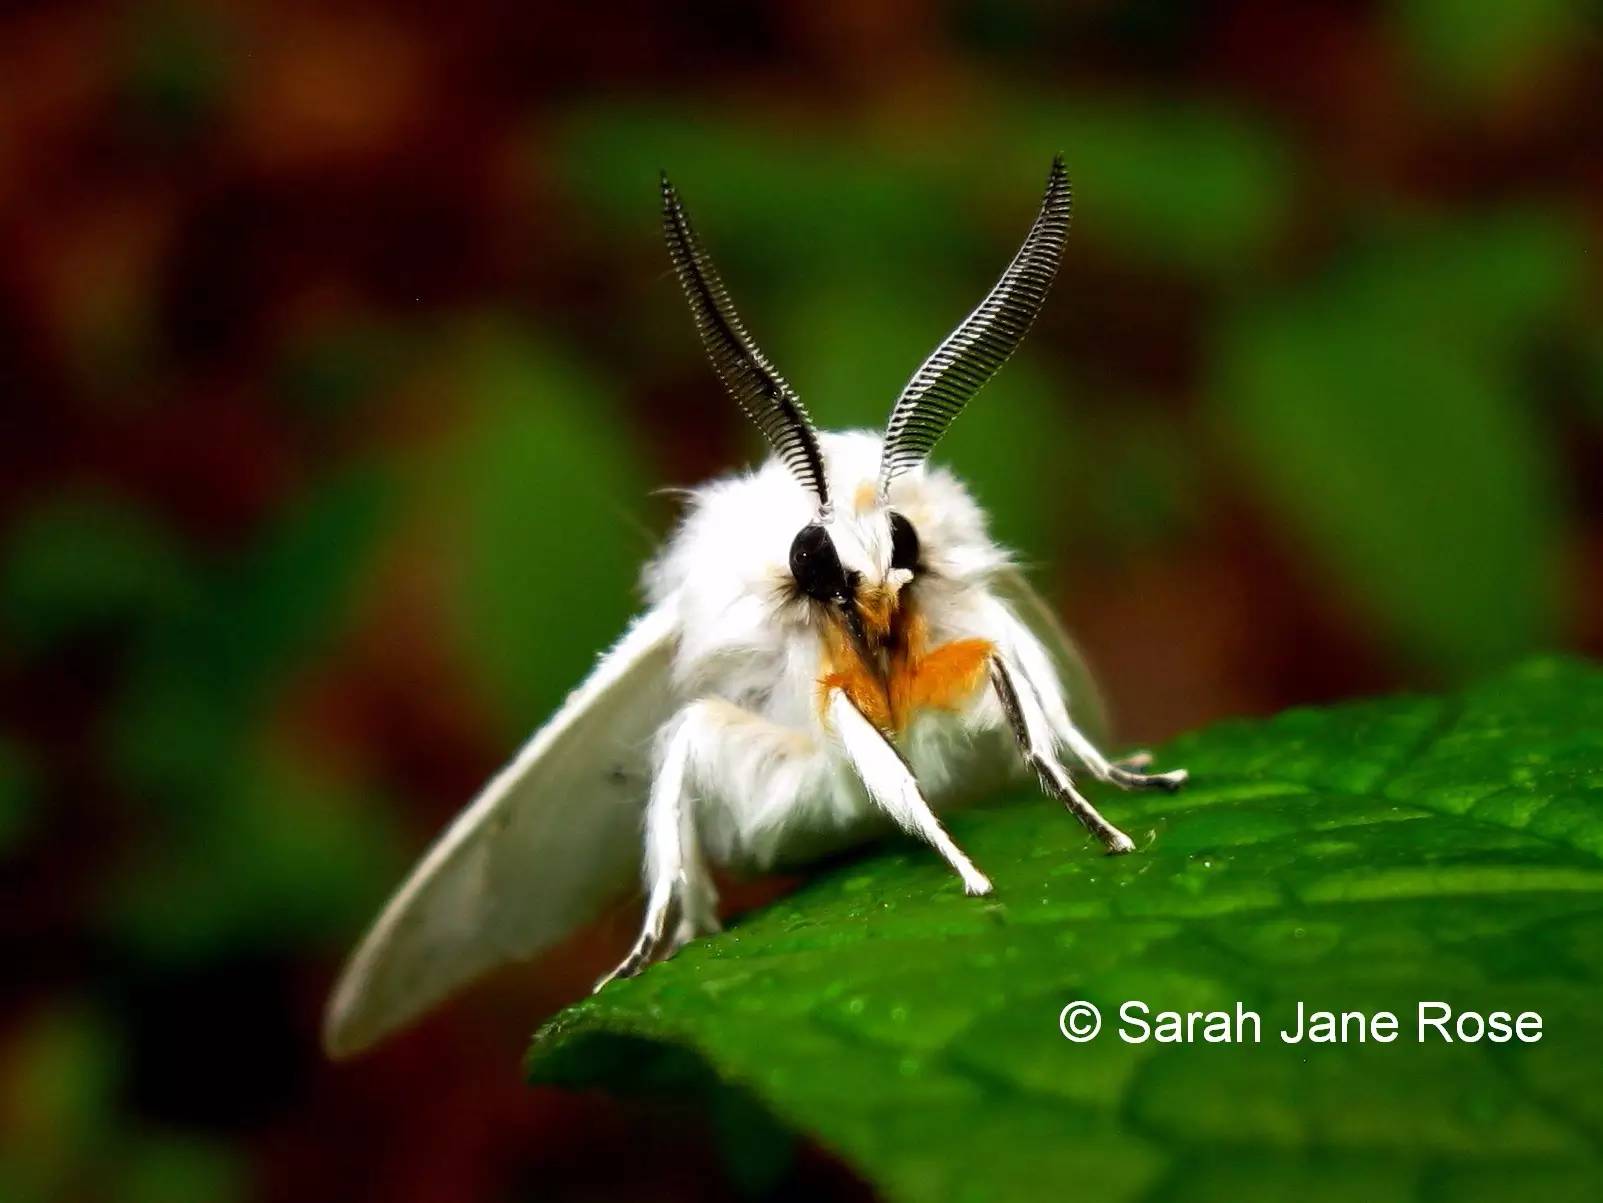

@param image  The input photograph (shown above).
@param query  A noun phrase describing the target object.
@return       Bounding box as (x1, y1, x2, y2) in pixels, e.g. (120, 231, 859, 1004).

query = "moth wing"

(323, 604, 679, 1058)
(993, 564, 1111, 746)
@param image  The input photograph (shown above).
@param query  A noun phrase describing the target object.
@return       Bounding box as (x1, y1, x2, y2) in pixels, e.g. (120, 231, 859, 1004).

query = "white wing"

(993, 564, 1110, 747)
(323, 604, 679, 1058)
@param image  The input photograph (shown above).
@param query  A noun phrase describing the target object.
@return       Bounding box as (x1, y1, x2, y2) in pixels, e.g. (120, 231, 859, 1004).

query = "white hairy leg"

(988, 600, 1186, 793)
(990, 656, 1135, 854)
(667, 802, 721, 956)
(595, 702, 723, 990)
(827, 689, 992, 896)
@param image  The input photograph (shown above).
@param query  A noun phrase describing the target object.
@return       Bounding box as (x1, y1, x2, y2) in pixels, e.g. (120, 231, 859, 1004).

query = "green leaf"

(272, 317, 409, 424)
(1212, 213, 1577, 676)
(120, 1, 233, 140)
(95, 463, 403, 959)
(557, 99, 1292, 278)
(104, 748, 407, 960)
(0, 492, 199, 654)
(115, 1133, 244, 1203)
(530, 657, 1603, 1201)
(556, 109, 967, 276)
(1577, 327, 1603, 429)
(106, 463, 394, 814)
(0, 736, 37, 857)
(1395, 0, 1591, 102)
(439, 325, 653, 733)
(1014, 99, 1293, 273)
(0, 1005, 120, 1201)
(220, 463, 395, 694)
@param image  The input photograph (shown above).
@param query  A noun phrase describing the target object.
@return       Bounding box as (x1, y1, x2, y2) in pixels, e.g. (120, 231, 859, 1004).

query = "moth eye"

(888, 511, 920, 572)
(789, 524, 849, 603)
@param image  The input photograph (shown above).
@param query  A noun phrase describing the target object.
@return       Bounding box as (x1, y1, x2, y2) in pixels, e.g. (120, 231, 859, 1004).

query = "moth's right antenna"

(877, 155, 1071, 495)
(661, 172, 831, 516)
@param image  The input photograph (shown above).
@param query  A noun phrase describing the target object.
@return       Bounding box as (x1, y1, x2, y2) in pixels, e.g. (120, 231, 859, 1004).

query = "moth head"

(785, 501, 923, 646)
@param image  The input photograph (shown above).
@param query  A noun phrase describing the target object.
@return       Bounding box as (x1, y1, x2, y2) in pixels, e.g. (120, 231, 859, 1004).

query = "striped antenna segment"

(878, 156, 1071, 493)
(661, 172, 830, 512)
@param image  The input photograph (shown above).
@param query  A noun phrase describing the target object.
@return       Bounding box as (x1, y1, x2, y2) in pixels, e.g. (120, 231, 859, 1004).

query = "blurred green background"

(1, 1, 1599, 1199)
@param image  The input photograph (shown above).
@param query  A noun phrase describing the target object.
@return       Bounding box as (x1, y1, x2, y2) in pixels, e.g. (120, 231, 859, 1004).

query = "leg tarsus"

(597, 864, 724, 991)
(1030, 753, 1135, 854)
(594, 923, 662, 992)
(666, 867, 722, 956)
(1105, 762, 1188, 792)
(1063, 730, 1188, 793)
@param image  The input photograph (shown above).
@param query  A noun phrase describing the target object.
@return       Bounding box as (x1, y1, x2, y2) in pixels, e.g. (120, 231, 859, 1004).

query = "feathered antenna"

(661, 172, 831, 515)
(878, 155, 1071, 494)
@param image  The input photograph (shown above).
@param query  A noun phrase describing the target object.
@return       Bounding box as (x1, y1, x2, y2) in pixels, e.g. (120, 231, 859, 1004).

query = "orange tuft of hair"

(855, 585, 897, 642)
(892, 637, 994, 726)
(817, 602, 992, 737)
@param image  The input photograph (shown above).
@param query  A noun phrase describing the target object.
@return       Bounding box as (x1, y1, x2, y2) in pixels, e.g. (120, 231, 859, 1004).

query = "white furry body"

(650, 430, 1015, 870)
(323, 430, 1181, 1056)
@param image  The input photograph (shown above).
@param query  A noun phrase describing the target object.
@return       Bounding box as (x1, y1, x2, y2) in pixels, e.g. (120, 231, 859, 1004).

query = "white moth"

(323, 156, 1186, 1058)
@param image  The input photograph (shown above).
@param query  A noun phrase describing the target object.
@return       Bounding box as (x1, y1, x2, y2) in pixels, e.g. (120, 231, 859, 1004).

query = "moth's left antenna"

(661, 172, 831, 516)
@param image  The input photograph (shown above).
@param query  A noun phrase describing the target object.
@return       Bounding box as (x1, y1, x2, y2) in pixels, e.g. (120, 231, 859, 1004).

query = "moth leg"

(1059, 725, 1187, 792)
(667, 801, 721, 956)
(990, 656, 1135, 854)
(596, 706, 699, 990)
(986, 597, 1186, 793)
(827, 688, 992, 896)
(596, 702, 727, 991)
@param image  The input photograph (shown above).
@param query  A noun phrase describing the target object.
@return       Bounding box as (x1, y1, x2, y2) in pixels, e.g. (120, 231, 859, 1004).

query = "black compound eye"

(888, 511, 920, 572)
(789, 524, 849, 602)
